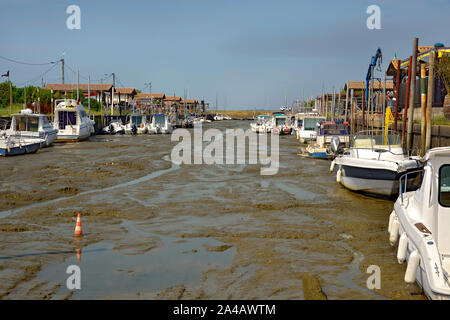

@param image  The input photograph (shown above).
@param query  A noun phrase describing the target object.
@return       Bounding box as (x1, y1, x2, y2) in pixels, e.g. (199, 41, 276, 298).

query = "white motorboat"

(250, 115, 271, 133)
(53, 99, 95, 142)
(214, 113, 224, 121)
(0, 133, 44, 156)
(330, 130, 423, 197)
(297, 115, 326, 143)
(124, 114, 148, 134)
(388, 147, 450, 299)
(302, 121, 350, 159)
(271, 114, 291, 135)
(6, 109, 57, 147)
(149, 114, 172, 134)
(102, 119, 125, 135)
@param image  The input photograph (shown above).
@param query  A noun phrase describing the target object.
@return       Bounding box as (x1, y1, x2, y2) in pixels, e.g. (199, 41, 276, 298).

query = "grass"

(215, 110, 278, 119)
(412, 116, 450, 126)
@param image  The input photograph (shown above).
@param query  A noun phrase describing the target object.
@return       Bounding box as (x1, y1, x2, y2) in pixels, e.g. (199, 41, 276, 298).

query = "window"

(439, 165, 450, 207)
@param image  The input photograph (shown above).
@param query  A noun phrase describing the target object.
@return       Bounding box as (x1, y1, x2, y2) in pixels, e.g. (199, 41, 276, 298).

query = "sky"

(0, 0, 449, 109)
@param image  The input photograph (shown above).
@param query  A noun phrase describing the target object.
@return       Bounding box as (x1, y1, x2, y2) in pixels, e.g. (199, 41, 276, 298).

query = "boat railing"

(399, 169, 425, 203)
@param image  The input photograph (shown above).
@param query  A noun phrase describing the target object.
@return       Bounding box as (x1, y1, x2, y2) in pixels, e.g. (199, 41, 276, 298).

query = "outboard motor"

(131, 123, 137, 135)
(109, 123, 114, 135)
(330, 136, 341, 154)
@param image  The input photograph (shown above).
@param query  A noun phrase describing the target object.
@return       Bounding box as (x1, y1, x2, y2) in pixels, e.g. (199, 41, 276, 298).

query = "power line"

(16, 61, 61, 87)
(0, 54, 57, 66)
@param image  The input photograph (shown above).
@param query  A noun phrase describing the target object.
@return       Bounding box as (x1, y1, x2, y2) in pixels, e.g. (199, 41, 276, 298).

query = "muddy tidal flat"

(0, 120, 425, 299)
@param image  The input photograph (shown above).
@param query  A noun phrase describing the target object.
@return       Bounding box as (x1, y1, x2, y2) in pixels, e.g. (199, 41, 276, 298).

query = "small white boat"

(53, 99, 95, 142)
(214, 113, 224, 121)
(0, 133, 44, 156)
(271, 114, 291, 135)
(7, 109, 57, 147)
(149, 114, 172, 134)
(124, 114, 148, 134)
(302, 121, 350, 159)
(102, 120, 125, 135)
(250, 115, 271, 133)
(388, 147, 450, 299)
(331, 130, 423, 197)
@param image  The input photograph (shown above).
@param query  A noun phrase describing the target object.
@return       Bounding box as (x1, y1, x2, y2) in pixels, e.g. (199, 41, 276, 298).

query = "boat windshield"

(319, 123, 350, 135)
(303, 117, 325, 131)
(154, 115, 166, 126)
(275, 117, 286, 126)
(351, 131, 402, 151)
(131, 116, 143, 126)
(14, 116, 39, 132)
(297, 119, 303, 127)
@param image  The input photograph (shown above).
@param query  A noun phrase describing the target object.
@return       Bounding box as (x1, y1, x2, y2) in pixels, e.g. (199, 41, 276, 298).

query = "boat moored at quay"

(331, 130, 423, 197)
(388, 147, 450, 299)
(52, 99, 95, 142)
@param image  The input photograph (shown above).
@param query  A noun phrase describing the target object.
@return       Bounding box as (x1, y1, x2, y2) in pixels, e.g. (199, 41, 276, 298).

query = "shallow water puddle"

(36, 236, 236, 299)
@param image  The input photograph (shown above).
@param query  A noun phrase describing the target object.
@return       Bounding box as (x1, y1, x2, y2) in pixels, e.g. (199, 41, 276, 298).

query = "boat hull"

(338, 165, 421, 196)
(0, 142, 40, 156)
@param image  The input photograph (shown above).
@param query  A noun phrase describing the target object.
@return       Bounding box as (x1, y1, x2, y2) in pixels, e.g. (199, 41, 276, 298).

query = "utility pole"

(407, 37, 419, 154)
(76, 70, 79, 101)
(344, 81, 349, 122)
(61, 56, 65, 84)
(88, 76, 91, 116)
(112, 73, 115, 87)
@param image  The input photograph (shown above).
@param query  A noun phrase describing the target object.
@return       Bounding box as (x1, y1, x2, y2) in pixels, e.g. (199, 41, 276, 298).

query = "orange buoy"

(74, 214, 83, 236)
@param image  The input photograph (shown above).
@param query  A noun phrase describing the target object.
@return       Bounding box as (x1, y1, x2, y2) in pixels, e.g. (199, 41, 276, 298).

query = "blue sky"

(0, 0, 449, 109)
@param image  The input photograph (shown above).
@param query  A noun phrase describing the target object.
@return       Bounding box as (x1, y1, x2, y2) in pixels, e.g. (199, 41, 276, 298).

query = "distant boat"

(7, 109, 57, 147)
(250, 115, 271, 133)
(0, 134, 44, 156)
(52, 99, 95, 142)
(149, 114, 172, 134)
(297, 115, 326, 143)
(102, 120, 125, 135)
(271, 114, 291, 135)
(124, 114, 148, 134)
(302, 121, 350, 159)
(214, 113, 224, 121)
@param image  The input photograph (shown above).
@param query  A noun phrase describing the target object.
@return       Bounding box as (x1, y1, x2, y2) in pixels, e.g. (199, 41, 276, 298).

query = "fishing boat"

(53, 99, 95, 142)
(149, 114, 172, 134)
(302, 121, 350, 159)
(124, 114, 148, 134)
(297, 115, 326, 143)
(271, 114, 291, 135)
(330, 130, 423, 197)
(388, 147, 450, 299)
(7, 109, 57, 147)
(0, 133, 44, 156)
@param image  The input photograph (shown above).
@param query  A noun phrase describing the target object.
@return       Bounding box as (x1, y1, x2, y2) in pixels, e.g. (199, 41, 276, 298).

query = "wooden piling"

(407, 37, 419, 155)
(344, 81, 349, 122)
(426, 50, 435, 151)
(402, 56, 413, 147)
(420, 62, 427, 156)
(394, 60, 401, 132)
